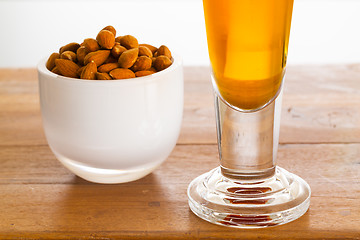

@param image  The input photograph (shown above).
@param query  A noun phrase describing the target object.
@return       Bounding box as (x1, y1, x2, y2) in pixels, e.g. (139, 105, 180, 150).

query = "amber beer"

(203, 0, 294, 110)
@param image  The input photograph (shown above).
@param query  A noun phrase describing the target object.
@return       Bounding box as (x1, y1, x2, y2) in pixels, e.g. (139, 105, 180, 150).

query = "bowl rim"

(38, 52, 182, 84)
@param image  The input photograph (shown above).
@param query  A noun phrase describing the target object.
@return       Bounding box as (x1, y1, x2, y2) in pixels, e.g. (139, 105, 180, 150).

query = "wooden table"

(0, 65, 359, 239)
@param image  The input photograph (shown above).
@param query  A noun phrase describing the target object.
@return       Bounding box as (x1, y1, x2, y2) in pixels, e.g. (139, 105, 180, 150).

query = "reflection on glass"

(187, 0, 311, 228)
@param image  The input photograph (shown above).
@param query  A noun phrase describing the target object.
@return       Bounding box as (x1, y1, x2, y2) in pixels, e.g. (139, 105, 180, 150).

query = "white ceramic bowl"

(38, 54, 183, 183)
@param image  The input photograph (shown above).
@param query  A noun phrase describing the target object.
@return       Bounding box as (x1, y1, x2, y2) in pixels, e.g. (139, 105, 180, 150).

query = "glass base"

(187, 166, 311, 228)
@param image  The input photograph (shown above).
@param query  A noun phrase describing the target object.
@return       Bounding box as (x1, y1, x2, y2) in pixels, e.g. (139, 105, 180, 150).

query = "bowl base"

(54, 152, 161, 184)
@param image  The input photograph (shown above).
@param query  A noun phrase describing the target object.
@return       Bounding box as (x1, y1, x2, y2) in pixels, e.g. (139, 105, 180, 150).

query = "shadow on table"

(50, 172, 172, 233)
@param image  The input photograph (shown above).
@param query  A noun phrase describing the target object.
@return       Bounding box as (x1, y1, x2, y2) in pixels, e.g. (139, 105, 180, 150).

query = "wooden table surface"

(0, 65, 359, 239)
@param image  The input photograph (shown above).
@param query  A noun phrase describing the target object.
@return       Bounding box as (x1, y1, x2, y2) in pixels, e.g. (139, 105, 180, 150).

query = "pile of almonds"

(46, 26, 173, 80)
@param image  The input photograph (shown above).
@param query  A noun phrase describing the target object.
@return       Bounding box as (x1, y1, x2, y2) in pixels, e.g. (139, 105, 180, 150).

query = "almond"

(139, 44, 158, 54)
(80, 61, 97, 80)
(118, 48, 139, 68)
(84, 50, 110, 66)
(148, 67, 156, 72)
(115, 36, 122, 43)
(55, 59, 80, 78)
(135, 70, 156, 77)
(59, 42, 80, 54)
(153, 56, 172, 71)
(76, 46, 89, 65)
(111, 43, 127, 58)
(76, 66, 85, 77)
(120, 35, 139, 49)
(98, 63, 119, 73)
(51, 66, 62, 75)
(82, 38, 100, 52)
(155, 45, 172, 59)
(131, 56, 152, 72)
(102, 25, 116, 37)
(60, 51, 77, 62)
(46, 53, 60, 70)
(109, 68, 135, 79)
(48, 27, 174, 79)
(104, 56, 118, 64)
(96, 30, 115, 49)
(139, 46, 153, 58)
(151, 57, 157, 65)
(96, 72, 112, 80)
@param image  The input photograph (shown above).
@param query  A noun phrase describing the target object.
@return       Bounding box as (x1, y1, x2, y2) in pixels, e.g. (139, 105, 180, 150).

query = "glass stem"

(214, 87, 283, 180)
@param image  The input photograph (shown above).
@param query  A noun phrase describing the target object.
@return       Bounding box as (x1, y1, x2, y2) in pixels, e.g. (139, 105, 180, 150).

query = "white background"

(0, 0, 359, 67)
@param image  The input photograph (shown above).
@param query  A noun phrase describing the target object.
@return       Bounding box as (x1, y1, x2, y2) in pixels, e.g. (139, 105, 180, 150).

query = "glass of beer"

(187, 0, 311, 228)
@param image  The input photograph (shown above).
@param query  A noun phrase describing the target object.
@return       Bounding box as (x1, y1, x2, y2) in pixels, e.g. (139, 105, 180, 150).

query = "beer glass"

(187, 0, 311, 228)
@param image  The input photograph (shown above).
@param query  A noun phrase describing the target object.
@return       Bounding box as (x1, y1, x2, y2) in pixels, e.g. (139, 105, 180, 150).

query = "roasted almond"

(76, 66, 85, 77)
(115, 36, 122, 43)
(96, 72, 112, 80)
(98, 62, 119, 73)
(51, 66, 62, 75)
(104, 56, 118, 64)
(153, 56, 172, 71)
(76, 46, 89, 65)
(135, 70, 156, 77)
(59, 42, 80, 54)
(80, 61, 97, 80)
(118, 48, 139, 68)
(46, 53, 60, 70)
(84, 50, 110, 66)
(109, 68, 135, 79)
(139, 46, 153, 58)
(131, 56, 152, 72)
(55, 59, 80, 78)
(148, 67, 156, 72)
(60, 51, 77, 62)
(139, 44, 158, 54)
(48, 27, 174, 79)
(82, 38, 100, 52)
(151, 57, 156, 66)
(155, 45, 172, 59)
(102, 25, 116, 37)
(120, 35, 139, 49)
(111, 43, 127, 58)
(96, 30, 115, 49)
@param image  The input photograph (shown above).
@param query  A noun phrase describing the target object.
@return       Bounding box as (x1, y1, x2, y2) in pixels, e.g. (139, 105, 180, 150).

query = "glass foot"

(187, 166, 311, 228)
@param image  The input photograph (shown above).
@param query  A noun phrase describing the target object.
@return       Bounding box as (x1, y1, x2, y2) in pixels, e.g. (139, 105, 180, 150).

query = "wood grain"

(1, 65, 360, 146)
(0, 144, 359, 239)
(0, 66, 360, 239)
